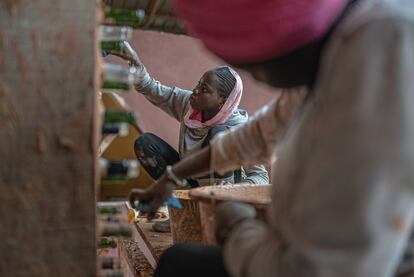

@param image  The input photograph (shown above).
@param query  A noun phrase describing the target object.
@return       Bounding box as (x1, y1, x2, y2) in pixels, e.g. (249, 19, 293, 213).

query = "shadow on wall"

(105, 30, 278, 150)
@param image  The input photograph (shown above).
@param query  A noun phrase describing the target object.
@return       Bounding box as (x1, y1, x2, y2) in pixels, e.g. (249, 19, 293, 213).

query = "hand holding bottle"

(110, 41, 142, 67)
(129, 174, 176, 220)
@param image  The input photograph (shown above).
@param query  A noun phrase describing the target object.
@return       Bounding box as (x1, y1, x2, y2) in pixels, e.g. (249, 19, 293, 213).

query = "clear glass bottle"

(100, 25, 132, 42)
(102, 63, 137, 92)
(102, 63, 140, 93)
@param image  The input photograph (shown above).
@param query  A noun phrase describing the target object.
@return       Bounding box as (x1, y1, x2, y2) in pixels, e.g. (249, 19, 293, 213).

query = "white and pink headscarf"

(173, 0, 347, 64)
(184, 67, 243, 129)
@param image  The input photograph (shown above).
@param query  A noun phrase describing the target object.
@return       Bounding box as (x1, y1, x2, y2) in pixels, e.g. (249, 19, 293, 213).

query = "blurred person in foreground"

(130, 0, 414, 276)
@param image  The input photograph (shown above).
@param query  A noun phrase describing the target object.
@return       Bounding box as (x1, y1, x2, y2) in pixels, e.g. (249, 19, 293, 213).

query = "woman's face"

(190, 71, 225, 111)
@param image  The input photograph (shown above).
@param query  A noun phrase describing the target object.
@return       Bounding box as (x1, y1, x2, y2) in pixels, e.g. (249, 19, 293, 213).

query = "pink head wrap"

(184, 66, 243, 129)
(173, 0, 347, 63)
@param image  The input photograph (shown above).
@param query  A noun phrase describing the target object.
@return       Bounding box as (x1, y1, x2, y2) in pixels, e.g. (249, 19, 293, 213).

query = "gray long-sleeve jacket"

(134, 65, 269, 185)
(210, 0, 414, 276)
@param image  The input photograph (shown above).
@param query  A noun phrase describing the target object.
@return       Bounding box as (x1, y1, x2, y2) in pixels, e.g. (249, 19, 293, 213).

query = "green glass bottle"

(98, 206, 122, 215)
(101, 41, 124, 54)
(98, 237, 117, 248)
(101, 81, 130, 90)
(104, 110, 137, 125)
(105, 8, 145, 26)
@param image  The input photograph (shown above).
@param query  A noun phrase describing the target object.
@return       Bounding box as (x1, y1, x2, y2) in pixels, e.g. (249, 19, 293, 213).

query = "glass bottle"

(104, 110, 137, 125)
(100, 159, 140, 180)
(100, 26, 132, 55)
(100, 25, 132, 42)
(102, 63, 138, 92)
(98, 237, 117, 248)
(105, 8, 145, 26)
(102, 122, 129, 137)
(98, 206, 122, 215)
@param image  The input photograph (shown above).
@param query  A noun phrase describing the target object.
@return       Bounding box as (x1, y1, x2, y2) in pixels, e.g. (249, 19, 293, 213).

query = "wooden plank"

(0, 1, 98, 276)
(118, 220, 173, 277)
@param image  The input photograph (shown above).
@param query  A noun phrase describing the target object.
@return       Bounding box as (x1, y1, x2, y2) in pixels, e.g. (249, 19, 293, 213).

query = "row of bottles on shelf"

(99, 12, 141, 182)
(101, 6, 179, 94)
(100, 8, 139, 93)
(99, 109, 139, 181)
(97, 204, 134, 277)
(98, 8, 145, 277)
(100, 5, 185, 94)
(101, 25, 137, 93)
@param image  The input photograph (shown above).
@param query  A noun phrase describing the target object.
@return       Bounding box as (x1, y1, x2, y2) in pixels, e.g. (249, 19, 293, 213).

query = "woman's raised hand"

(110, 41, 142, 67)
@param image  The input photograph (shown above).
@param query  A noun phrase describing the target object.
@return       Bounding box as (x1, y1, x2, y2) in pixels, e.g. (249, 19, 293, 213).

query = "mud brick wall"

(0, 1, 98, 276)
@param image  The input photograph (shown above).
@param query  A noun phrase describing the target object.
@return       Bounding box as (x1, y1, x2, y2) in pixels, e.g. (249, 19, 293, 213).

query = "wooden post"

(0, 1, 98, 276)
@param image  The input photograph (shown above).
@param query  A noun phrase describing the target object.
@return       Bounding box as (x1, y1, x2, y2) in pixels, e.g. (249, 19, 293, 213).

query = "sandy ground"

(120, 219, 173, 276)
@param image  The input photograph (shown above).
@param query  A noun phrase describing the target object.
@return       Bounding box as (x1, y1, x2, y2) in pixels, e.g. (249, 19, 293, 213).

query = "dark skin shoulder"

(233, 40, 324, 89)
(232, 0, 358, 89)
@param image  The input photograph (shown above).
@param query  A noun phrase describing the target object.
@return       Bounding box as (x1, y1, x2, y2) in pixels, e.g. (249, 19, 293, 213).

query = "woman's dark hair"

(212, 67, 236, 98)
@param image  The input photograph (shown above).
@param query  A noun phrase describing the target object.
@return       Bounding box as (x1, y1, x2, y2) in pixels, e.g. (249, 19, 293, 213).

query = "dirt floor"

(120, 219, 173, 276)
